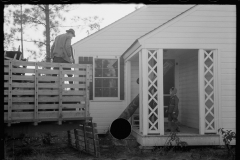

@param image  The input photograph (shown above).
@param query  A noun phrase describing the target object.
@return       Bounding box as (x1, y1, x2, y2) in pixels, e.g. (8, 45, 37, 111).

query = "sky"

(5, 4, 145, 61)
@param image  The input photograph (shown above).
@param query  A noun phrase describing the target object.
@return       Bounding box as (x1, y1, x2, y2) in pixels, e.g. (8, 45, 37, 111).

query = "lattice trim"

(203, 50, 215, 131)
(147, 50, 159, 132)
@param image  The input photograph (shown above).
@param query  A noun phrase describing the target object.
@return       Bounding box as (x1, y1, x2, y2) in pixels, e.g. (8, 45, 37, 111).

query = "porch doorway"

(163, 49, 199, 134)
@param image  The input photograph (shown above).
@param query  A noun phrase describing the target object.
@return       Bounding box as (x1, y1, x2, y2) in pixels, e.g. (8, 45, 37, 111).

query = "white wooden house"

(72, 5, 236, 146)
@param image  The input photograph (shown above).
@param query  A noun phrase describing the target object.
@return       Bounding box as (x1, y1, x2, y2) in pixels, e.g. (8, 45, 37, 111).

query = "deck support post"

(85, 65, 90, 117)
(34, 63, 38, 126)
(8, 60, 12, 127)
(58, 64, 63, 125)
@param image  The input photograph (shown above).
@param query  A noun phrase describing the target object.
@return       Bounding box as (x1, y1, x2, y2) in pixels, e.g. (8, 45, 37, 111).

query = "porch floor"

(132, 122, 199, 135)
(164, 122, 199, 135)
(131, 123, 220, 146)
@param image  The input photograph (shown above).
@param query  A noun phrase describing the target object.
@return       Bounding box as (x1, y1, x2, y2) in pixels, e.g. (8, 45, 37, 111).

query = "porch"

(132, 126, 220, 146)
(124, 48, 219, 146)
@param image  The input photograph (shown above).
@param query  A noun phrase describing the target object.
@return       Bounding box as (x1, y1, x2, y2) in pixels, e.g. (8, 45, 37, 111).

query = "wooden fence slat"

(12, 75, 35, 81)
(4, 104, 85, 110)
(62, 70, 93, 75)
(8, 60, 13, 126)
(36, 69, 59, 74)
(38, 76, 59, 81)
(67, 130, 71, 146)
(34, 63, 38, 126)
(62, 84, 86, 88)
(8, 96, 86, 103)
(38, 83, 58, 88)
(62, 77, 87, 81)
(74, 129, 80, 150)
(83, 123, 87, 151)
(12, 68, 35, 74)
(12, 60, 36, 67)
(12, 82, 34, 88)
(91, 122, 97, 157)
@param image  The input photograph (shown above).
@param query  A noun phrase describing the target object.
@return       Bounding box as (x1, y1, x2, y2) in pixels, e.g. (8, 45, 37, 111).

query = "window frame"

(93, 55, 120, 101)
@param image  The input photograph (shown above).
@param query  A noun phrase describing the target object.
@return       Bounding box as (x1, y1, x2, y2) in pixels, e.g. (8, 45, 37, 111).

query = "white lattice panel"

(203, 50, 216, 133)
(147, 50, 159, 133)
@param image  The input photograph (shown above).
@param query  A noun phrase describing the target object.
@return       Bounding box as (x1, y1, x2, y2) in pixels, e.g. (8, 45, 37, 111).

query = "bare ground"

(4, 131, 235, 160)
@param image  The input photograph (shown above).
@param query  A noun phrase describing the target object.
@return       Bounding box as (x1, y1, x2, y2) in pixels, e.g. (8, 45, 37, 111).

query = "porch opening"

(163, 49, 199, 135)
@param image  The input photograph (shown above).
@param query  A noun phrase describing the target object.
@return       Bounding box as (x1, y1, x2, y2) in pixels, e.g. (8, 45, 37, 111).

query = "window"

(93, 57, 119, 99)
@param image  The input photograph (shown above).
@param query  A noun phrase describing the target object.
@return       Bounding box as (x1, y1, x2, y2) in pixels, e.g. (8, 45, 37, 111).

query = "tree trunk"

(45, 5, 50, 62)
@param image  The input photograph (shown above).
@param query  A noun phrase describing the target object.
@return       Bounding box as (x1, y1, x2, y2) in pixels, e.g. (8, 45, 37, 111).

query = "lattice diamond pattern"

(203, 50, 215, 132)
(147, 50, 158, 132)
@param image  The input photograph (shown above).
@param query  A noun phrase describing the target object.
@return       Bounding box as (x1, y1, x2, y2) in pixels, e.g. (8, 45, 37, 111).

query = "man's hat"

(66, 29, 75, 37)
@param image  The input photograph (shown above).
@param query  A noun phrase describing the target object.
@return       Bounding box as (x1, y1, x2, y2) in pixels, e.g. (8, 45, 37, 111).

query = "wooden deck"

(4, 59, 93, 126)
(132, 123, 220, 146)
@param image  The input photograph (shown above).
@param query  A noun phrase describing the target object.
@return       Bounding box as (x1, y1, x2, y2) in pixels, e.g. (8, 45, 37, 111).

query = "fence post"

(8, 60, 12, 127)
(34, 62, 39, 126)
(74, 129, 80, 150)
(58, 63, 63, 125)
(67, 130, 71, 146)
(85, 65, 90, 117)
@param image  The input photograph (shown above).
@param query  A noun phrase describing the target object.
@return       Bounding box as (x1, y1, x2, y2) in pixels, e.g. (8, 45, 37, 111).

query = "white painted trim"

(198, 49, 205, 135)
(125, 45, 142, 62)
(142, 44, 229, 50)
(138, 5, 201, 44)
(158, 49, 164, 135)
(142, 49, 148, 135)
(126, 61, 132, 106)
(217, 49, 223, 145)
(213, 49, 219, 133)
(139, 50, 143, 133)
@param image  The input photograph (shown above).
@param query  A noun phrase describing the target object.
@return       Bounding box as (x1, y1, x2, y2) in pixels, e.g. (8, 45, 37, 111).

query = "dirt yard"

(4, 131, 236, 160)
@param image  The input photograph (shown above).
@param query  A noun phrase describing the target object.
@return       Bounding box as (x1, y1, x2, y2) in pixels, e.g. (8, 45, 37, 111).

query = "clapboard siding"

(178, 51, 199, 129)
(154, 32, 236, 39)
(73, 5, 193, 58)
(89, 101, 125, 133)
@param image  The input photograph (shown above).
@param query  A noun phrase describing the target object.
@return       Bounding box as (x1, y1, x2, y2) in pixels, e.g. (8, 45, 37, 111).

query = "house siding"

(72, 5, 194, 58)
(178, 52, 199, 129)
(144, 5, 236, 135)
(90, 101, 126, 133)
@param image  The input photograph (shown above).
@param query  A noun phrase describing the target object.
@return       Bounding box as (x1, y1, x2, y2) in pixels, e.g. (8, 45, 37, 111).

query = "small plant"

(41, 132, 57, 145)
(218, 128, 236, 159)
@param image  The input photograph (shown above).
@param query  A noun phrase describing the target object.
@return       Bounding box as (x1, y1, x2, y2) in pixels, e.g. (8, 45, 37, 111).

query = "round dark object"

(109, 118, 131, 140)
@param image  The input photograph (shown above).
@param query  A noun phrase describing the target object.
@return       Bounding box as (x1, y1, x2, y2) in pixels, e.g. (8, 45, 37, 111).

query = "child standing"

(165, 87, 180, 132)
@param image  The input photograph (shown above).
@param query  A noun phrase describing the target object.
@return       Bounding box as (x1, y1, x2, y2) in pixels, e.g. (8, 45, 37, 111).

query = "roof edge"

(72, 5, 147, 47)
(138, 5, 201, 44)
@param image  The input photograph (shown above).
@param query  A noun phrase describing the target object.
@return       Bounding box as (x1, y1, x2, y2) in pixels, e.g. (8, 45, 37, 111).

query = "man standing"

(50, 29, 75, 86)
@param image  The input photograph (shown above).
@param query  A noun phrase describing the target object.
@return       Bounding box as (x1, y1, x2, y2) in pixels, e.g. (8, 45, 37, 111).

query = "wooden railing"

(4, 59, 92, 126)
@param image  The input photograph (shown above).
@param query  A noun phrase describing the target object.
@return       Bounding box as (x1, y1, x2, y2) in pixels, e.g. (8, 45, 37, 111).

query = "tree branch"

(38, 5, 45, 12)
(27, 15, 46, 26)
(50, 24, 84, 28)
(15, 38, 46, 45)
